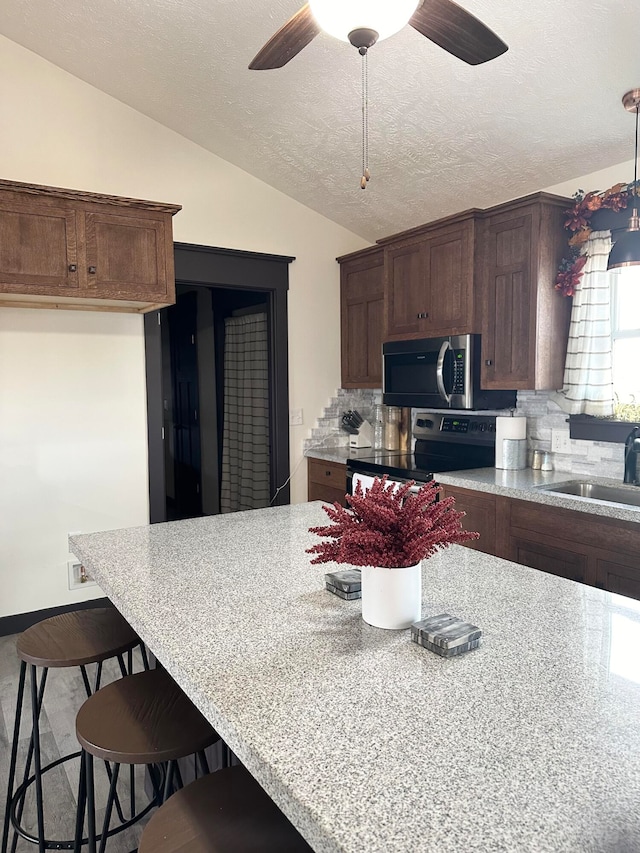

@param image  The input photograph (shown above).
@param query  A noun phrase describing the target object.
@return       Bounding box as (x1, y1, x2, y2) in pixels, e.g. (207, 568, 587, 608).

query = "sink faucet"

(623, 426, 640, 484)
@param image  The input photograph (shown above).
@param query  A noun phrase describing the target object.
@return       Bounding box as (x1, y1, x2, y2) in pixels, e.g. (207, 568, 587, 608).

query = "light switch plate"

(289, 408, 303, 426)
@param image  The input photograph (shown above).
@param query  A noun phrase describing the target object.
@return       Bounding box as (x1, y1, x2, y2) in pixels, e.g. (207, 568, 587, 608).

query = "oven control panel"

(414, 413, 497, 444)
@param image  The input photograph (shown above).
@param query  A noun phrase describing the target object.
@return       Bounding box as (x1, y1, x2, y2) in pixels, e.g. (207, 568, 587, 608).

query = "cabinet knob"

(416, 312, 429, 319)
(88, 266, 97, 275)
(325, 470, 331, 477)
(68, 264, 77, 273)
(485, 359, 493, 366)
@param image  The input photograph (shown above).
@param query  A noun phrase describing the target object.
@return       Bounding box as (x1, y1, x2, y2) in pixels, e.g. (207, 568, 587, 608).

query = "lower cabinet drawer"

(307, 459, 347, 506)
(308, 482, 348, 506)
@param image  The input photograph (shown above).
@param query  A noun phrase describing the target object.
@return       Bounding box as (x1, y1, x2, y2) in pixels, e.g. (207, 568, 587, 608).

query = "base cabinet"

(307, 459, 347, 506)
(440, 485, 496, 555)
(498, 496, 640, 598)
(507, 532, 589, 585)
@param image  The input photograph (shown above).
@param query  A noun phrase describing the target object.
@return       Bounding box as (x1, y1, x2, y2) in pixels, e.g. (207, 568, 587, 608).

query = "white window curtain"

(552, 230, 615, 417)
(220, 312, 270, 513)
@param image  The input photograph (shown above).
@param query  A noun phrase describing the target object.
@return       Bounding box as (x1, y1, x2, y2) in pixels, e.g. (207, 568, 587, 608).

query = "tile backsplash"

(517, 391, 625, 479)
(307, 388, 628, 480)
(303, 389, 380, 454)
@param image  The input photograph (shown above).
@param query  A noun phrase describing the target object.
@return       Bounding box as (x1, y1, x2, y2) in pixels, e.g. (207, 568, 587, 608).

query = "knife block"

(349, 420, 373, 448)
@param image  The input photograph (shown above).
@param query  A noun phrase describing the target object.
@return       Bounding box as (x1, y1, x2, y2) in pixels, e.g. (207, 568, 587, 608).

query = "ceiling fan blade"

(249, 4, 320, 70)
(409, 0, 507, 65)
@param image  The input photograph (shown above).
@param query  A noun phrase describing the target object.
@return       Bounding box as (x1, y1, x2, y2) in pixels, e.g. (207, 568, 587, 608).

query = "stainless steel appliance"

(382, 334, 516, 410)
(346, 412, 497, 492)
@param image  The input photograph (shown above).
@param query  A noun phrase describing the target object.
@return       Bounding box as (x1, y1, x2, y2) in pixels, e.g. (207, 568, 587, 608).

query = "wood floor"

(0, 633, 150, 852)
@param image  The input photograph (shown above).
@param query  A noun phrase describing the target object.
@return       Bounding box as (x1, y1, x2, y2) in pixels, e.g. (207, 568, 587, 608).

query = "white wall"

(0, 35, 368, 618)
(0, 310, 148, 614)
(544, 159, 634, 198)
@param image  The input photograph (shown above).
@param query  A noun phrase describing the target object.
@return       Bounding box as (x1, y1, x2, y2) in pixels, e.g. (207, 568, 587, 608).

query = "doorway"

(145, 243, 294, 523)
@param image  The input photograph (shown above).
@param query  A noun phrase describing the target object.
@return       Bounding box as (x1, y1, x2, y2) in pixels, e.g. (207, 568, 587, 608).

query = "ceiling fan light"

(308, 0, 419, 43)
(608, 211, 640, 269)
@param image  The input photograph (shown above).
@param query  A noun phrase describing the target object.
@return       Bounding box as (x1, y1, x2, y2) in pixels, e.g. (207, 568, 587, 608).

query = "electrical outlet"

(551, 429, 571, 454)
(289, 408, 303, 426)
(67, 561, 97, 591)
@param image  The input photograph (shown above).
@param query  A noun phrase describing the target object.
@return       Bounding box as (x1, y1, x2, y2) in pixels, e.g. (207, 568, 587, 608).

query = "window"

(611, 265, 640, 420)
(569, 264, 640, 442)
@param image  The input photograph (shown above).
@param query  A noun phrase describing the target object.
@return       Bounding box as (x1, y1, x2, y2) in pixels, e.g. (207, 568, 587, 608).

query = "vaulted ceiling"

(0, 0, 637, 240)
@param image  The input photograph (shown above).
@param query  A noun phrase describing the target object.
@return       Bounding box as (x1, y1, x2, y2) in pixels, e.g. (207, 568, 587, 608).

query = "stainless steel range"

(346, 413, 497, 491)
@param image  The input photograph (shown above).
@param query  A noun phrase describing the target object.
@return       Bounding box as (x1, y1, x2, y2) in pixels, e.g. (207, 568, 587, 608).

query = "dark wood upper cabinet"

(478, 193, 572, 390)
(338, 246, 385, 388)
(337, 192, 572, 391)
(84, 211, 169, 301)
(0, 179, 181, 313)
(0, 198, 80, 292)
(381, 213, 477, 341)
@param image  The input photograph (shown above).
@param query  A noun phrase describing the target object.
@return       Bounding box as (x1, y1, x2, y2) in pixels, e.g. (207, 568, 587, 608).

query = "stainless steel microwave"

(382, 334, 516, 410)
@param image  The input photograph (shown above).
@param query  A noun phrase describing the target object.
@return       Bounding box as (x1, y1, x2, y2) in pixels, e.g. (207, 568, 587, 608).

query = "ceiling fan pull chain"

(360, 49, 370, 189)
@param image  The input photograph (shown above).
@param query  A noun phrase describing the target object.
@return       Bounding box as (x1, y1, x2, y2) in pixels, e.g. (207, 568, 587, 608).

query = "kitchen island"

(70, 503, 640, 853)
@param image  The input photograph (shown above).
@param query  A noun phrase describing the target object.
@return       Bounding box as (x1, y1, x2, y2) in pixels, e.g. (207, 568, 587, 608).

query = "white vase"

(360, 562, 422, 630)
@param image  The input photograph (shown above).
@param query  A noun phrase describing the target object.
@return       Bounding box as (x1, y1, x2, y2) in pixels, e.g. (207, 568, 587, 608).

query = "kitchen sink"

(538, 480, 640, 508)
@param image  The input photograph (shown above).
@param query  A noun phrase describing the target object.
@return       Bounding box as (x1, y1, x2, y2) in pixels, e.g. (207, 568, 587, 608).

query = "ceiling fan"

(249, 0, 508, 70)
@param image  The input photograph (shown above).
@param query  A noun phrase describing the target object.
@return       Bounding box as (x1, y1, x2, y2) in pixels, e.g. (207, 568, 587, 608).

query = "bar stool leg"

(85, 751, 97, 853)
(1, 662, 26, 853)
(73, 750, 87, 852)
(97, 762, 120, 853)
(9, 667, 48, 853)
(129, 765, 136, 819)
(81, 661, 127, 826)
(30, 665, 46, 853)
(161, 761, 175, 804)
(197, 750, 210, 776)
(140, 644, 150, 671)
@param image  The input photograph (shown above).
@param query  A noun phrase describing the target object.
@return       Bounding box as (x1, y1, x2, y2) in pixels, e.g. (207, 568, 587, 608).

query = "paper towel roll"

(495, 416, 527, 468)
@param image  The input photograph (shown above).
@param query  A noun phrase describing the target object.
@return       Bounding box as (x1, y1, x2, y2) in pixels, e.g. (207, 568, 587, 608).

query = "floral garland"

(555, 182, 634, 297)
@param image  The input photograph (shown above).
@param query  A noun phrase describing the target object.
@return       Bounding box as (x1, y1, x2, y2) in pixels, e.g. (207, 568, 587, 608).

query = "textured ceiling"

(0, 0, 638, 241)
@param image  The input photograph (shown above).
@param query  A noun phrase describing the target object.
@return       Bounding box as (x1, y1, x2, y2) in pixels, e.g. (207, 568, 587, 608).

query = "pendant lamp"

(608, 89, 640, 270)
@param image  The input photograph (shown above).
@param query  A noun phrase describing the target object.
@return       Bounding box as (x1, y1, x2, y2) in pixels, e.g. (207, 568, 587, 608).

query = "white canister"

(495, 416, 527, 470)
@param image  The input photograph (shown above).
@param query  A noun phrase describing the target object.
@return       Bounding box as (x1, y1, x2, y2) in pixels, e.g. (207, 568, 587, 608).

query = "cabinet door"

(424, 221, 475, 336)
(0, 197, 79, 293)
(341, 252, 384, 387)
(508, 532, 589, 584)
(595, 555, 640, 602)
(441, 485, 495, 554)
(83, 211, 173, 301)
(385, 219, 475, 341)
(384, 241, 426, 339)
(481, 210, 535, 388)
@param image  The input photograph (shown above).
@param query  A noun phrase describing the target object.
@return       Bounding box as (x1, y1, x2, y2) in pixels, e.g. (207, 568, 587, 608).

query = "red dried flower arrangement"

(307, 475, 479, 569)
(555, 182, 634, 297)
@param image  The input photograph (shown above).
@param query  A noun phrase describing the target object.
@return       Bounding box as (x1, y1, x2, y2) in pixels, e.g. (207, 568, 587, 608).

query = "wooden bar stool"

(73, 667, 220, 853)
(138, 765, 313, 852)
(2, 607, 143, 853)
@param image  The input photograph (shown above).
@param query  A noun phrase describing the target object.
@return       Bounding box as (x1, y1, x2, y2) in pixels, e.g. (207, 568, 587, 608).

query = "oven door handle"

(436, 340, 453, 404)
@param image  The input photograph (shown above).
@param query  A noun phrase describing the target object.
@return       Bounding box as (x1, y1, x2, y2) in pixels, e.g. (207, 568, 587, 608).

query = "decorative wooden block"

(325, 569, 361, 600)
(411, 613, 481, 657)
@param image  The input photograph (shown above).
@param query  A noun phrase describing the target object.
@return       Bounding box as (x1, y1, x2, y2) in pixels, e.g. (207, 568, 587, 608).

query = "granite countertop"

(306, 448, 640, 524)
(70, 504, 640, 853)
